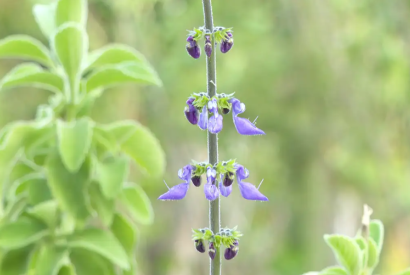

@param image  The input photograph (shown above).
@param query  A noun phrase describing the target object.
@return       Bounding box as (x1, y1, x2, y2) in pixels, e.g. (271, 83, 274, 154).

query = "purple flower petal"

(198, 105, 208, 130)
(208, 98, 218, 114)
(237, 181, 268, 201)
(204, 183, 219, 201)
(158, 182, 190, 200)
(229, 98, 265, 136)
(219, 181, 232, 197)
(208, 114, 223, 134)
(185, 97, 199, 125)
(178, 165, 194, 182)
(235, 164, 249, 181)
(186, 36, 201, 59)
(206, 167, 217, 184)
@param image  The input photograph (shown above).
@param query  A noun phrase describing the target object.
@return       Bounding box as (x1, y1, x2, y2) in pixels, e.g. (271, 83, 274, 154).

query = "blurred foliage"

(1, 0, 410, 274)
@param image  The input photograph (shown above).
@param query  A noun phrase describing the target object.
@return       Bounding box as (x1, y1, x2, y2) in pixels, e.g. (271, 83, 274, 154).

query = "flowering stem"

(202, 0, 221, 274)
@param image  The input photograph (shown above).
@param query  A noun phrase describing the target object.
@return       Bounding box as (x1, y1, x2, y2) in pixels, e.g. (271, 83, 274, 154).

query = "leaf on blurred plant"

(52, 23, 88, 102)
(0, 217, 48, 249)
(58, 265, 76, 275)
(111, 214, 137, 258)
(56, 118, 93, 173)
(46, 151, 91, 223)
(28, 200, 58, 228)
(0, 246, 33, 275)
(369, 219, 384, 252)
(0, 35, 53, 67)
(319, 266, 348, 275)
(66, 228, 130, 269)
(119, 184, 154, 225)
(92, 126, 118, 152)
(70, 248, 116, 275)
(0, 63, 64, 93)
(85, 44, 152, 71)
(35, 243, 68, 275)
(355, 237, 368, 270)
(2, 195, 28, 223)
(33, 2, 57, 38)
(55, 0, 87, 28)
(88, 183, 114, 227)
(96, 157, 129, 199)
(86, 62, 162, 93)
(27, 178, 52, 205)
(324, 235, 363, 275)
(366, 238, 379, 271)
(105, 121, 165, 177)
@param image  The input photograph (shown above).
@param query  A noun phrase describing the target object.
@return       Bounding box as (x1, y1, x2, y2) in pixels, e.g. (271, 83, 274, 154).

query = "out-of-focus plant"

(302, 205, 410, 275)
(0, 0, 164, 274)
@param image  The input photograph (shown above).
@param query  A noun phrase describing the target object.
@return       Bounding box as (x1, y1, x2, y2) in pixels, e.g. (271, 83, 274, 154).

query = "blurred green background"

(1, 0, 410, 274)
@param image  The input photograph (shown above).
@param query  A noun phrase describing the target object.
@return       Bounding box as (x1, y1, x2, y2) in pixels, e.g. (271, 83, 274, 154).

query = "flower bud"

(208, 242, 216, 260)
(224, 240, 239, 260)
(195, 239, 206, 253)
(205, 35, 212, 57)
(222, 107, 230, 114)
(184, 106, 199, 125)
(223, 172, 234, 187)
(220, 32, 234, 54)
(186, 36, 201, 59)
(191, 175, 201, 187)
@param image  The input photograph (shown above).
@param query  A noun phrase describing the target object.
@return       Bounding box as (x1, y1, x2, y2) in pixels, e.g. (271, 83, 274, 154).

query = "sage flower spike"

(229, 98, 265, 136)
(208, 98, 223, 134)
(158, 165, 194, 200)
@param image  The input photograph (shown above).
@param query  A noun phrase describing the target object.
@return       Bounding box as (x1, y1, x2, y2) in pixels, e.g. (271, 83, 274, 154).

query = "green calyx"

(191, 159, 237, 178)
(192, 227, 242, 249)
(187, 26, 233, 43)
(190, 92, 235, 112)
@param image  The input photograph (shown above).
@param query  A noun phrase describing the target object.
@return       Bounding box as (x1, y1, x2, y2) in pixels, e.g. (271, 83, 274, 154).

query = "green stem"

(202, 0, 221, 274)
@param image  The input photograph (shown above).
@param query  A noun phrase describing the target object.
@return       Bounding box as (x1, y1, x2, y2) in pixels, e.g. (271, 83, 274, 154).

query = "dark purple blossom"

(205, 35, 212, 57)
(209, 242, 216, 260)
(204, 167, 219, 200)
(158, 165, 194, 200)
(223, 172, 234, 187)
(220, 32, 234, 53)
(191, 175, 201, 187)
(186, 36, 201, 59)
(185, 97, 199, 125)
(208, 99, 223, 134)
(224, 240, 239, 260)
(229, 98, 265, 135)
(198, 105, 208, 130)
(195, 239, 206, 253)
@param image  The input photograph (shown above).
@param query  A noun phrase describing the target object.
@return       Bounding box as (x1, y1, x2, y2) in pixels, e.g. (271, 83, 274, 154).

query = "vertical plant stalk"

(202, 0, 221, 274)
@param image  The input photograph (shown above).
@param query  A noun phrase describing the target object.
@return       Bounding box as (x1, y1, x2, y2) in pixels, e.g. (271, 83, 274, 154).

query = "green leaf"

(106, 121, 165, 177)
(28, 178, 53, 205)
(366, 238, 379, 271)
(2, 195, 28, 223)
(0, 35, 53, 67)
(35, 244, 68, 275)
(52, 23, 88, 102)
(28, 200, 58, 228)
(355, 237, 368, 270)
(92, 126, 117, 152)
(33, 3, 57, 38)
(46, 151, 90, 223)
(96, 157, 129, 199)
(0, 63, 64, 93)
(0, 217, 48, 249)
(56, 118, 93, 172)
(58, 265, 76, 275)
(55, 0, 87, 27)
(119, 184, 154, 225)
(320, 266, 348, 275)
(394, 269, 410, 275)
(324, 234, 363, 275)
(70, 248, 116, 275)
(0, 246, 32, 275)
(85, 44, 153, 71)
(369, 219, 384, 252)
(86, 62, 162, 93)
(111, 214, 137, 257)
(67, 228, 130, 269)
(88, 183, 114, 227)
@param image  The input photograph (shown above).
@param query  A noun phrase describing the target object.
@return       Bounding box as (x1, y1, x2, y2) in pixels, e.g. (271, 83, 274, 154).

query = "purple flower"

(209, 242, 216, 260)
(185, 97, 199, 125)
(158, 165, 194, 200)
(205, 35, 212, 57)
(235, 164, 268, 201)
(191, 175, 201, 187)
(208, 99, 223, 134)
(186, 36, 201, 59)
(219, 173, 232, 197)
(198, 105, 208, 130)
(229, 98, 265, 135)
(220, 32, 234, 53)
(224, 240, 239, 260)
(195, 239, 206, 253)
(204, 167, 219, 200)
